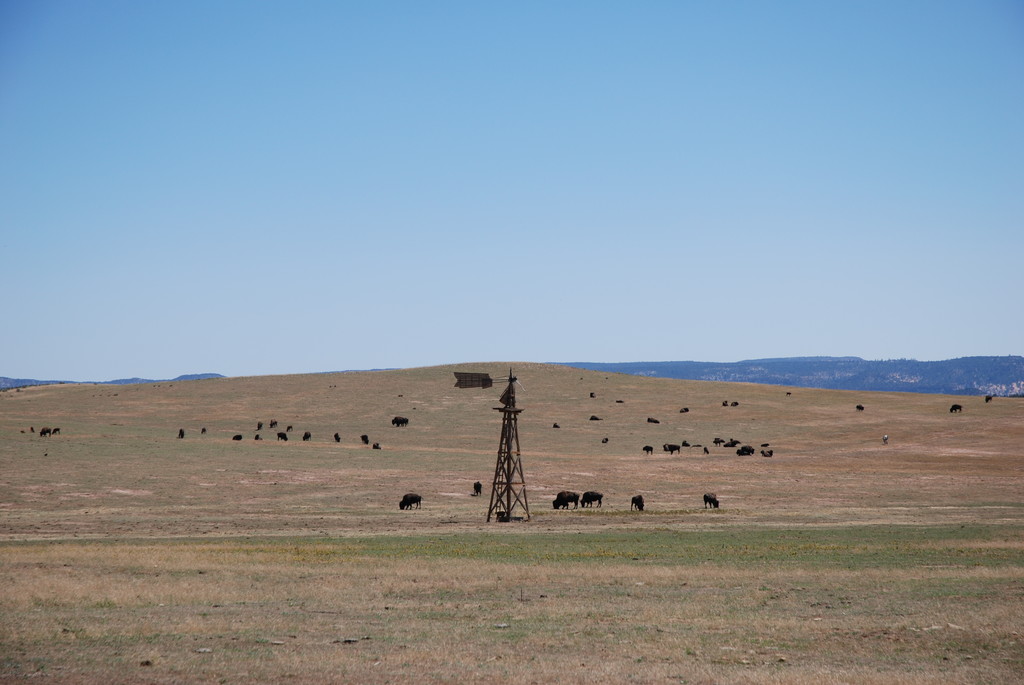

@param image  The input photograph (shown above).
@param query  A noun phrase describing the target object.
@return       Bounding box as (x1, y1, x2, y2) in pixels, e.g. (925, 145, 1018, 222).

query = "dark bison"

(269, 420, 278, 428)
(277, 432, 288, 441)
(473, 481, 482, 496)
(50, 427, 60, 435)
(372, 442, 381, 449)
(553, 423, 560, 428)
(302, 431, 312, 441)
(361, 434, 370, 445)
(642, 445, 654, 455)
(589, 415, 602, 421)
(724, 439, 740, 448)
(177, 428, 185, 439)
(856, 404, 865, 411)
(647, 417, 660, 424)
(257, 421, 264, 431)
(232, 434, 243, 441)
(703, 446, 709, 454)
(581, 491, 603, 508)
(950, 404, 963, 413)
(552, 491, 579, 509)
(286, 425, 293, 432)
(254, 434, 261, 440)
(399, 493, 422, 510)
(392, 416, 409, 427)
(601, 437, 609, 444)
(730, 401, 739, 407)
(39, 427, 52, 437)
(663, 444, 680, 455)
(201, 427, 207, 434)
(334, 432, 341, 443)
(761, 449, 773, 457)
(631, 495, 645, 511)
(679, 407, 689, 413)
(985, 395, 993, 403)
(737, 445, 756, 456)
(713, 437, 725, 446)
(704, 493, 719, 509)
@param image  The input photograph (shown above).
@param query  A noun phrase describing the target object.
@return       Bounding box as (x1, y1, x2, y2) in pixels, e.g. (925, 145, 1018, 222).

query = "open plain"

(1, 362, 1022, 684)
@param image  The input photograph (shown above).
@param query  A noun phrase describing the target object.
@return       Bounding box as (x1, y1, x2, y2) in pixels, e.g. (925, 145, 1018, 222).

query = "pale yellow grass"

(1, 363, 1022, 683)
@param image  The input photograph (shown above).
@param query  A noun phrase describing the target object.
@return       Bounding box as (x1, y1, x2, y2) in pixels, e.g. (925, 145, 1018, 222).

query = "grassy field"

(1, 362, 1022, 683)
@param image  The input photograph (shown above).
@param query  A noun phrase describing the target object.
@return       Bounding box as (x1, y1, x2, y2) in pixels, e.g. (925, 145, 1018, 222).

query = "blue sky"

(2, 1, 1022, 381)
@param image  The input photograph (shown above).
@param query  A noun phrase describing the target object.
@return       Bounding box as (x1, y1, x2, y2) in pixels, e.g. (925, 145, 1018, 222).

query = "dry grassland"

(1, 362, 1022, 683)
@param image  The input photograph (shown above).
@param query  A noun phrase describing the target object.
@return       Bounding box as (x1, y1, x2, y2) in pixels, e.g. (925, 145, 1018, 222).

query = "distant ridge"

(0, 373, 224, 390)
(558, 356, 1024, 396)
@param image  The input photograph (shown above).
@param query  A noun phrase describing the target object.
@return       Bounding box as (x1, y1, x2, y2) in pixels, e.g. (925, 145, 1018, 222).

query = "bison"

(552, 491, 579, 509)
(647, 417, 660, 424)
(392, 416, 409, 427)
(232, 434, 243, 441)
(737, 445, 756, 456)
(950, 404, 963, 413)
(473, 481, 482, 496)
(856, 404, 865, 411)
(361, 434, 370, 445)
(302, 431, 312, 441)
(642, 445, 654, 455)
(631, 495, 645, 511)
(269, 420, 278, 428)
(703, 493, 719, 509)
(663, 444, 680, 455)
(277, 432, 288, 441)
(399, 493, 422, 510)
(334, 432, 341, 443)
(39, 427, 52, 437)
(177, 428, 185, 439)
(680, 407, 690, 413)
(581, 491, 603, 508)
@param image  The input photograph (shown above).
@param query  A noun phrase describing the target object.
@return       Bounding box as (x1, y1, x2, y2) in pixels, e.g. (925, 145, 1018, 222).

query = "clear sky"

(2, 1, 1022, 381)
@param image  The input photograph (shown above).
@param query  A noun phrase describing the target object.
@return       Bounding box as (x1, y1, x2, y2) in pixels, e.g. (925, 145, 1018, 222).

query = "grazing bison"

(663, 444, 680, 455)
(950, 404, 963, 413)
(473, 481, 482, 496)
(730, 401, 739, 407)
(642, 445, 654, 455)
(631, 495, 645, 511)
(856, 404, 865, 411)
(232, 434, 243, 441)
(361, 434, 370, 445)
(737, 445, 756, 456)
(334, 432, 341, 443)
(257, 421, 263, 431)
(680, 407, 689, 413)
(372, 442, 381, 449)
(201, 427, 207, 434)
(703, 493, 719, 509)
(51, 427, 60, 435)
(254, 434, 261, 440)
(39, 427, 52, 437)
(552, 491, 579, 509)
(286, 425, 293, 432)
(985, 395, 993, 403)
(703, 446, 709, 454)
(553, 423, 560, 428)
(581, 491, 603, 508)
(392, 416, 409, 427)
(399, 493, 422, 510)
(269, 420, 278, 428)
(647, 417, 660, 424)
(713, 437, 725, 446)
(722, 401, 729, 407)
(302, 431, 312, 441)
(177, 428, 185, 439)
(277, 432, 288, 441)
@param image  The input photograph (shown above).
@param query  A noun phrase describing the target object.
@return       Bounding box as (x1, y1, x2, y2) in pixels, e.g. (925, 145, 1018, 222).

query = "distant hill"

(559, 356, 1024, 396)
(0, 373, 224, 390)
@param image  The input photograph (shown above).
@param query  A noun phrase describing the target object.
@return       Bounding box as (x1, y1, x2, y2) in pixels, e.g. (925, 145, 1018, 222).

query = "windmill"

(454, 369, 531, 522)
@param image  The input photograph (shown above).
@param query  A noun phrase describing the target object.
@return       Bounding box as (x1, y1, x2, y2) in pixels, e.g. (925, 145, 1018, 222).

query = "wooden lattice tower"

(454, 369, 531, 522)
